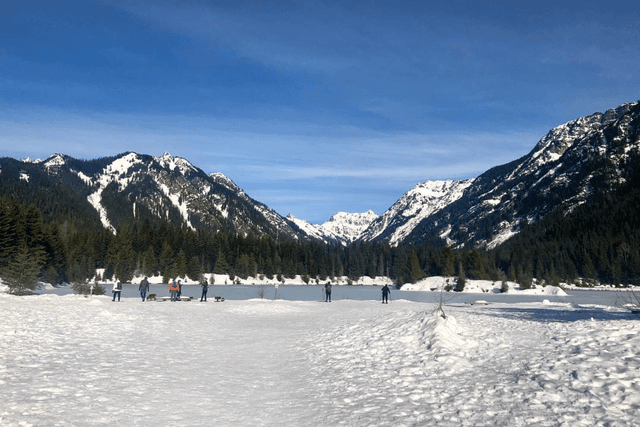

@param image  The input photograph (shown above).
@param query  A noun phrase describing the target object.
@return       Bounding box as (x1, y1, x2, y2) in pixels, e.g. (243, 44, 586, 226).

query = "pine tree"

(176, 249, 187, 279)
(0, 198, 18, 269)
(4, 241, 42, 295)
(409, 251, 426, 283)
(107, 226, 135, 282)
(454, 261, 466, 292)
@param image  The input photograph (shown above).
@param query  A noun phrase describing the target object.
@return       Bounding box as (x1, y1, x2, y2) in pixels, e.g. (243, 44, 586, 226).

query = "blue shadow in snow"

(475, 306, 637, 323)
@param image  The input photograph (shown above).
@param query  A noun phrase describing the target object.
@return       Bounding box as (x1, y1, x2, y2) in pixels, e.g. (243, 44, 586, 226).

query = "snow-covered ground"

(1, 292, 638, 426)
(401, 276, 569, 296)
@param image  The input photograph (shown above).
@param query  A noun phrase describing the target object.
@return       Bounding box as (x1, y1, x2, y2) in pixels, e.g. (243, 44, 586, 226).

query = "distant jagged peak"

(285, 210, 379, 245)
(21, 157, 44, 164)
(153, 151, 197, 175)
(209, 172, 243, 193)
(43, 153, 68, 168)
(519, 100, 640, 176)
(409, 179, 474, 198)
(104, 152, 144, 175)
(327, 210, 379, 224)
(319, 210, 379, 244)
(600, 101, 637, 126)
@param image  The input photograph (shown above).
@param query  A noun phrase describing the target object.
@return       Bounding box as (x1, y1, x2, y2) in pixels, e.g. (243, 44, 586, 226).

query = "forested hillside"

(2, 170, 640, 293)
(491, 158, 640, 287)
(0, 195, 476, 291)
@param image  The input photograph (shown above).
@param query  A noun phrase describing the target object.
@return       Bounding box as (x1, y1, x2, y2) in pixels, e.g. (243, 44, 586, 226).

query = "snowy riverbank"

(1, 292, 638, 426)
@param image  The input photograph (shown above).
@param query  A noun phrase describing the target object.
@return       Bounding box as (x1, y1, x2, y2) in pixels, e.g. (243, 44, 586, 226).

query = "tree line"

(2, 166, 640, 294)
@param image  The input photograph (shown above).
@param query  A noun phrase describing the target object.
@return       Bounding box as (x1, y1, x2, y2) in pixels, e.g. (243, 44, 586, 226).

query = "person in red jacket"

(169, 279, 179, 302)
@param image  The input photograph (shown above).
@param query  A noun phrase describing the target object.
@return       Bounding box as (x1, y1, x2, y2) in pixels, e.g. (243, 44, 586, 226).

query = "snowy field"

(1, 292, 639, 426)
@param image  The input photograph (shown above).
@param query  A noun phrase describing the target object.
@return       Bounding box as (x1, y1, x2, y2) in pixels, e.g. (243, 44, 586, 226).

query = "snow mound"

(402, 276, 569, 296)
(417, 311, 478, 370)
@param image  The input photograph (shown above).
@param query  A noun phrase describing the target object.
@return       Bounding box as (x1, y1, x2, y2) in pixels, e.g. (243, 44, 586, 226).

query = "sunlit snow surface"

(1, 294, 639, 426)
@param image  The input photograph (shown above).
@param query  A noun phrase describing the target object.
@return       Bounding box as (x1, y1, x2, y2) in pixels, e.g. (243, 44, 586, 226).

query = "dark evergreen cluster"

(0, 193, 500, 287)
(0, 197, 65, 294)
(2, 175, 639, 289)
(491, 164, 640, 287)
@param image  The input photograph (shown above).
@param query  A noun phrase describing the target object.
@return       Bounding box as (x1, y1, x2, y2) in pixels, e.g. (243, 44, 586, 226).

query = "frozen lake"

(40, 283, 622, 306)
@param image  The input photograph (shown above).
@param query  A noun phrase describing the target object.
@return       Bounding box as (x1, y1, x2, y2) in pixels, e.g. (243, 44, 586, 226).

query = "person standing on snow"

(381, 284, 391, 304)
(112, 280, 122, 302)
(169, 279, 179, 302)
(325, 282, 332, 302)
(177, 280, 182, 301)
(139, 277, 150, 302)
(200, 279, 209, 302)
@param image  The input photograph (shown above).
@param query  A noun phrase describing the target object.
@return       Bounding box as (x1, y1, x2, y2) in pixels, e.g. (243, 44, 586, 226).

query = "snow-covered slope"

(357, 101, 640, 248)
(286, 210, 379, 246)
(360, 180, 474, 246)
(1, 151, 306, 240)
(2, 100, 640, 249)
(404, 101, 640, 248)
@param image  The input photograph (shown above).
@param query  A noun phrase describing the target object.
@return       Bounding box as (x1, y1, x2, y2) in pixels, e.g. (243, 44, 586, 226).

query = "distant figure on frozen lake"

(381, 284, 391, 304)
(112, 280, 122, 302)
(200, 279, 208, 302)
(177, 280, 182, 300)
(139, 277, 150, 302)
(325, 282, 332, 302)
(169, 279, 179, 302)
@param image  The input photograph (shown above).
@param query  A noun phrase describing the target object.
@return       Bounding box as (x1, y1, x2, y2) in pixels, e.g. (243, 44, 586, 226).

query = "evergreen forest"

(2, 160, 640, 294)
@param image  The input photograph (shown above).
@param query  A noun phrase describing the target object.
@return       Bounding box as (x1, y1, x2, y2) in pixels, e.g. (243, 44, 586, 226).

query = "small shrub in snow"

(501, 281, 509, 293)
(72, 282, 105, 296)
(616, 290, 640, 317)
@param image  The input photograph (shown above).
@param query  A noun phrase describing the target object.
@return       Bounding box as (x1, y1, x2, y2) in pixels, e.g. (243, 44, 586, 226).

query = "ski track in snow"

(0, 295, 639, 426)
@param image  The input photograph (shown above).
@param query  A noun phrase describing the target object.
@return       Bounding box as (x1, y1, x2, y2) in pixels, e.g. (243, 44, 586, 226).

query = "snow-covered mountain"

(2, 101, 639, 249)
(399, 101, 640, 248)
(359, 180, 474, 246)
(287, 210, 379, 246)
(0, 152, 305, 240)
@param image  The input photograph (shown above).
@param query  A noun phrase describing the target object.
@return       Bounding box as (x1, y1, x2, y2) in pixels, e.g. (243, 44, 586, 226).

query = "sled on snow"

(465, 300, 491, 306)
(160, 296, 197, 302)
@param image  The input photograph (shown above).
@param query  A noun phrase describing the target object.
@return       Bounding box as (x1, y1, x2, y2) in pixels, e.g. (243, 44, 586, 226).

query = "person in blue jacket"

(325, 282, 332, 302)
(381, 284, 391, 304)
(200, 279, 209, 302)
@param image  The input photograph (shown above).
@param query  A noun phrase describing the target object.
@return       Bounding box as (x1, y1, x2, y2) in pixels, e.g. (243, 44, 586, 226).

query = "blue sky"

(1, 0, 638, 223)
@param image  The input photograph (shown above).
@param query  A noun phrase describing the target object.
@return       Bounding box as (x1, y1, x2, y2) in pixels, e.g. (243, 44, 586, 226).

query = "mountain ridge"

(2, 100, 639, 249)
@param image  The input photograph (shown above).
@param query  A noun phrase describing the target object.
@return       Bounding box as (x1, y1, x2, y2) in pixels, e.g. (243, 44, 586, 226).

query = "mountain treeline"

(2, 160, 640, 291)
(0, 195, 463, 288)
(491, 160, 640, 287)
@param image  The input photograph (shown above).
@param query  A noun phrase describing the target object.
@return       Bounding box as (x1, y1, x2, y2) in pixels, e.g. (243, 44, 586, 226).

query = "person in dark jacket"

(200, 279, 209, 302)
(325, 282, 332, 302)
(139, 277, 150, 302)
(381, 284, 391, 304)
(112, 280, 122, 302)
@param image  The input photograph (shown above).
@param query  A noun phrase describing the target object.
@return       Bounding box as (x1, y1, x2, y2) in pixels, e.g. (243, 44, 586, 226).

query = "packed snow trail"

(0, 294, 639, 426)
